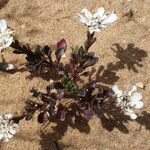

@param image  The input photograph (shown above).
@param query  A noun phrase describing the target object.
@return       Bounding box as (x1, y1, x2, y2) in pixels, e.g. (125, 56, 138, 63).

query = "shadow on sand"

(0, 0, 9, 10)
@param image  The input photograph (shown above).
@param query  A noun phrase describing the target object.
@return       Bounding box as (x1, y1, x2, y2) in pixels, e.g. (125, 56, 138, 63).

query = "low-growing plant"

(11, 39, 67, 75)
(0, 6, 146, 144)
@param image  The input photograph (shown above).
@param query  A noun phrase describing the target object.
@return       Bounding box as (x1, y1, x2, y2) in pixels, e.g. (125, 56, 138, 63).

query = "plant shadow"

(98, 109, 150, 134)
(0, 0, 9, 10)
(95, 65, 120, 85)
(40, 103, 90, 150)
(0, 67, 27, 74)
(40, 133, 74, 150)
(111, 43, 147, 73)
(98, 108, 129, 134)
(136, 111, 150, 130)
(95, 43, 147, 85)
(39, 101, 150, 150)
(26, 66, 61, 81)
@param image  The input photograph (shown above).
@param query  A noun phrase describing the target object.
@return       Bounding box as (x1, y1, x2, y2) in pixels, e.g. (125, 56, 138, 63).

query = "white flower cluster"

(0, 113, 19, 142)
(0, 19, 13, 53)
(112, 84, 143, 120)
(77, 7, 118, 34)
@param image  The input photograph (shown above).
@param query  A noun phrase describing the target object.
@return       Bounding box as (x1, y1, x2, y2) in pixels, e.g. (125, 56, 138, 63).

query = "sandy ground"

(0, 0, 150, 149)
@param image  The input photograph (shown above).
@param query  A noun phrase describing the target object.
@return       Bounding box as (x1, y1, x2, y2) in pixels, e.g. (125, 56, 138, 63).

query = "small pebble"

(61, 30, 65, 34)
(61, 53, 66, 58)
(123, 7, 133, 17)
(135, 82, 144, 89)
(21, 23, 26, 29)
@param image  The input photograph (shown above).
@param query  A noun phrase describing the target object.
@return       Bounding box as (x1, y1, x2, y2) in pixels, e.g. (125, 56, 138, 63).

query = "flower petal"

(112, 85, 123, 97)
(3, 137, 9, 142)
(81, 8, 93, 19)
(0, 19, 7, 32)
(93, 7, 105, 18)
(130, 92, 142, 102)
(130, 113, 137, 120)
(101, 12, 118, 26)
(93, 28, 101, 32)
(7, 132, 13, 138)
(125, 108, 133, 114)
(89, 26, 100, 34)
(77, 13, 91, 26)
(0, 114, 4, 122)
(3, 36, 13, 48)
(9, 129, 16, 135)
(112, 85, 119, 92)
(125, 84, 137, 96)
(12, 123, 19, 129)
(77, 14, 87, 23)
(134, 101, 143, 109)
(4, 113, 13, 120)
(124, 108, 137, 119)
(88, 26, 95, 34)
(0, 133, 3, 140)
(5, 63, 15, 71)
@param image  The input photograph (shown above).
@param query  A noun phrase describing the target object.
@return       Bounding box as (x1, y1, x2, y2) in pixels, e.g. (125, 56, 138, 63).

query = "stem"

(54, 141, 60, 150)
(1, 53, 5, 62)
(84, 31, 96, 51)
(12, 112, 27, 124)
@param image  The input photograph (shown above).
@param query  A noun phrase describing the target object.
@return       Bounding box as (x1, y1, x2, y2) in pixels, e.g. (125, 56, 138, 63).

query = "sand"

(0, 0, 150, 149)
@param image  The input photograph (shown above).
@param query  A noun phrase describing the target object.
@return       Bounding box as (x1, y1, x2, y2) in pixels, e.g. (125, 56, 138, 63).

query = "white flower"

(112, 85, 123, 97)
(0, 113, 19, 142)
(77, 7, 118, 34)
(0, 19, 13, 53)
(124, 108, 137, 120)
(112, 84, 143, 120)
(129, 92, 143, 109)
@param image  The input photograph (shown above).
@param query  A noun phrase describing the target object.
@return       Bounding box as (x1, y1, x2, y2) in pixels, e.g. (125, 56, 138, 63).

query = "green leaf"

(61, 77, 77, 92)
(71, 46, 80, 54)
(62, 77, 70, 86)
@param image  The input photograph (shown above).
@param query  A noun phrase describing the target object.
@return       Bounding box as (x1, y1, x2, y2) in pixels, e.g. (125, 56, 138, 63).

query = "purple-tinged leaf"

(43, 45, 52, 55)
(56, 48, 65, 58)
(81, 71, 91, 77)
(69, 63, 75, 71)
(60, 110, 66, 121)
(46, 84, 54, 94)
(54, 82, 64, 89)
(57, 39, 67, 50)
(49, 98, 56, 106)
(30, 87, 41, 97)
(88, 81, 96, 89)
(58, 63, 67, 77)
(55, 39, 67, 63)
(49, 106, 55, 116)
(56, 104, 66, 121)
(40, 104, 47, 111)
(84, 106, 94, 120)
(37, 64, 49, 75)
(38, 111, 50, 124)
(82, 57, 99, 69)
(57, 89, 64, 99)
(77, 89, 86, 97)
(25, 100, 38, 110)
(37, 65, 43, 75)
(25, 112, 34, 121)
